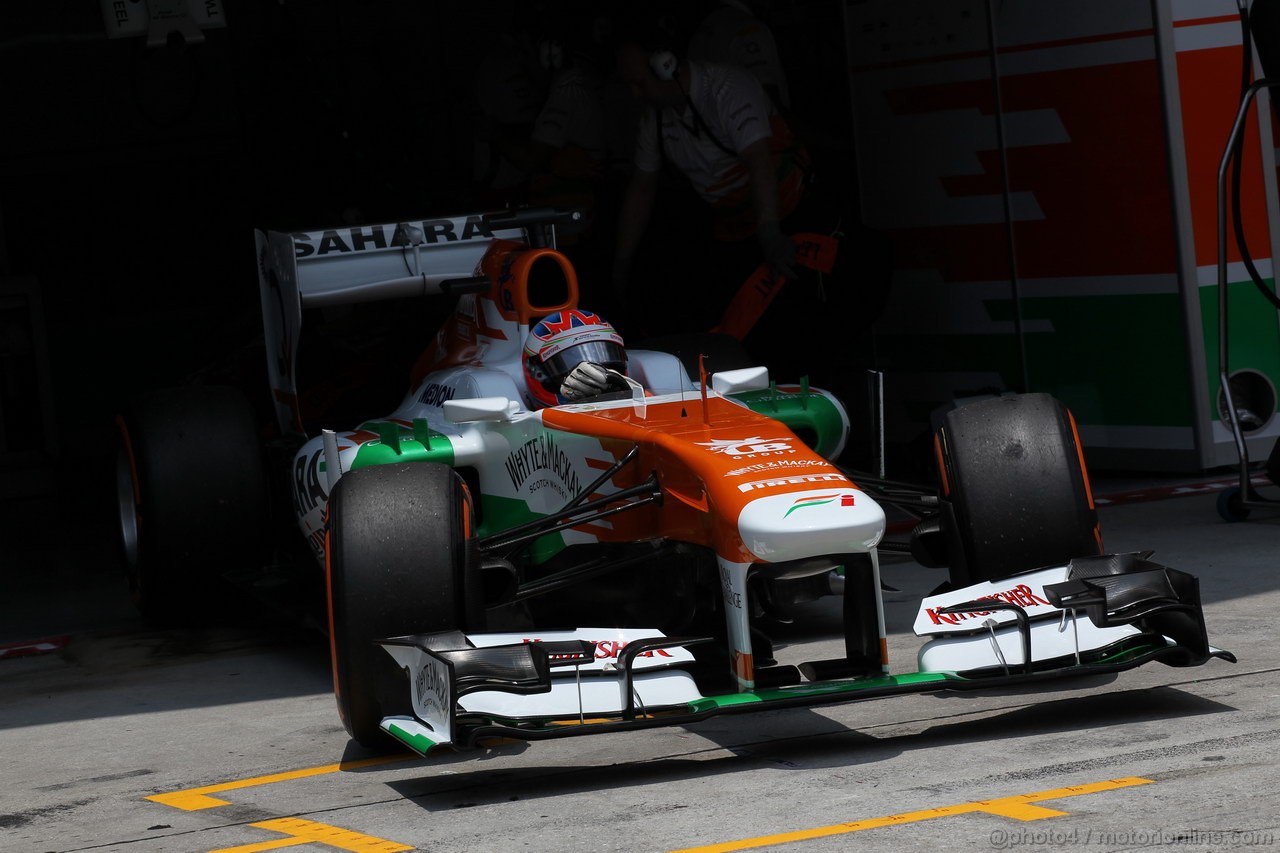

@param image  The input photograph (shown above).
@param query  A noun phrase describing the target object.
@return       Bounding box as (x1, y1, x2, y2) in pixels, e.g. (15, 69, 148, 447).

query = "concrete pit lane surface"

(2, 474, 1278, 853)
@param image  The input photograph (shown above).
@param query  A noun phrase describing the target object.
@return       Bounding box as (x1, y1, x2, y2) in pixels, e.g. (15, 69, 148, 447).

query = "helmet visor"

(534, 340, 627, 392)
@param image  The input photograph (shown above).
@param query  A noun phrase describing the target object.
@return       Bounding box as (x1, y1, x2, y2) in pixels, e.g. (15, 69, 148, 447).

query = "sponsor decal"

(293, 449, 326, 515)
(414, 657, 450, 719)
(783, 493, 855, 517)
(738, 473, 847, 493)
(726, 459, 829, 477)
(505, 433, 581, 497)
(418, 382, 456, 407)
(924, 584, 1053, 626)
(719, 564, 743, 610)
(527, 476, 569, 501)
(696, 436, 796, 459)
(522, 638, 675, 660)
(456, 293, 477, 319)
(292, 216, 496, 258)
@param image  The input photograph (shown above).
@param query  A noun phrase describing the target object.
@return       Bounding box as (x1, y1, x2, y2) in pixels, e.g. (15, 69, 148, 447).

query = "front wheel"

(934, 393, 1102, 586)
(326, 462, 474, 750)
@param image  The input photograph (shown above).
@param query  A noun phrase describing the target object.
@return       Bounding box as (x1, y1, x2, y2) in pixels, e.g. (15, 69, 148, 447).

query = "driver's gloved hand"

(560, 362, 629, 401)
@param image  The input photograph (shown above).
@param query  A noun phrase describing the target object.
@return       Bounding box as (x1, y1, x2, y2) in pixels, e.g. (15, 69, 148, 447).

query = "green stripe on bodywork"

(385, 721, 442, 755)
(479, 493, 567, 564)
(783, 498, 835, 517)
(731, 385, 845, 458)
(688, 671, 956, 712)
(1094, 640, 1171, 665)
(349, 420, 455, 470)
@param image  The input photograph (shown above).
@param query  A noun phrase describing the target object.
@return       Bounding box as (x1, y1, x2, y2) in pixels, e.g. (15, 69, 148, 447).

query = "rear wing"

(253, 208, 582, 436)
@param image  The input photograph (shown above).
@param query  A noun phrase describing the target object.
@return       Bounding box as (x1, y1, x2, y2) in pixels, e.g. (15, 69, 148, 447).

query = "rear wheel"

(934, 393, 1101, 586)
(115, 386, 267, 625)
(326, 462, 473, 750)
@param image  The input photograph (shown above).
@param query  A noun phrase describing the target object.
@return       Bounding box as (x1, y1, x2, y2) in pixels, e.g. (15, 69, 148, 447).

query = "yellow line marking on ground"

(147, 755, 413, 811)
(207, 817, 413, 852)
(669, 777, 1154, 853)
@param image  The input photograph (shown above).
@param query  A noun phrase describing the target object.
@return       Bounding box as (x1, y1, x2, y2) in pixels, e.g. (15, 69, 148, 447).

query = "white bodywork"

(916, 565, 1146, 674)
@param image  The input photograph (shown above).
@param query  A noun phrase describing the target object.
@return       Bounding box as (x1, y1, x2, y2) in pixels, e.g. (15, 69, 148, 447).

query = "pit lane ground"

(1, 471, 1277, 853)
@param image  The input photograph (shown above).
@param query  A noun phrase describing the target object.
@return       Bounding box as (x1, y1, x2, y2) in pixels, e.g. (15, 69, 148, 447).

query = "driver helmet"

(523, 309, 626, 407)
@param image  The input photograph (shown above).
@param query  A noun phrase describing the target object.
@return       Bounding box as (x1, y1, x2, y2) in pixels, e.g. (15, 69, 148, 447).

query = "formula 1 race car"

(115, 207, 1233, 754)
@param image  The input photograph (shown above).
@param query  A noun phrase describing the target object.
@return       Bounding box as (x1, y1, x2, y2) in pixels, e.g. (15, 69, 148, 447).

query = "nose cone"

(738, 489, 886, 562)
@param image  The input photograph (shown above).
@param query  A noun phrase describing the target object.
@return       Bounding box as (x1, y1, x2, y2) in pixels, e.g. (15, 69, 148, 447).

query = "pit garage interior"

(3, 2, 1280, 851)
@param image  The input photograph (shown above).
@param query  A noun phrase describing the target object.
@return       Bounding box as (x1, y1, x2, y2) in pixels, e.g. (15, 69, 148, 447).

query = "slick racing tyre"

(115, 386, 267, 626)
(326, 462, 474, 750)
(934, 393, 1102, 587)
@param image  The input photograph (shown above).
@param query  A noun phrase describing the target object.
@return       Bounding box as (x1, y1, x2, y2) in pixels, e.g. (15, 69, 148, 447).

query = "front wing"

(374, 553, 1234, 757)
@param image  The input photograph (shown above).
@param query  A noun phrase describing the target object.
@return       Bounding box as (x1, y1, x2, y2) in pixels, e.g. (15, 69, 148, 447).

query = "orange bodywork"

(543, 396, 858, 562)
(410, 241, 581, 387)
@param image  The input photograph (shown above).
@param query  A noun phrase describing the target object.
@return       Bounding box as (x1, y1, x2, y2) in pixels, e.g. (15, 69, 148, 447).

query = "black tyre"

(326, 462, 473, 749)
(934, 393, 1101, 586)
(634, 332, 755, 380)
(116, 386, 267, 625)
(1217, 487, 1251, 522)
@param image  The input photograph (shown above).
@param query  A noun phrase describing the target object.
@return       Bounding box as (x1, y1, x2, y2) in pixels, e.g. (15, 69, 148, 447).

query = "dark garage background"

(0, 0, 855, 507)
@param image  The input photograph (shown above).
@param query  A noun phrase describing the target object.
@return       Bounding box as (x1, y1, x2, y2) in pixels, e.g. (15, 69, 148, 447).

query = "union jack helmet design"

(523, 309, 626, 407)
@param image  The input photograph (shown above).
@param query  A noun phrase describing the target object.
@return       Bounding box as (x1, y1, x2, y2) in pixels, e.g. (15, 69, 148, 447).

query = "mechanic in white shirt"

(531, 46, 607, 166)
(686, 0, 791, 111)
(611, 40, 811, 321)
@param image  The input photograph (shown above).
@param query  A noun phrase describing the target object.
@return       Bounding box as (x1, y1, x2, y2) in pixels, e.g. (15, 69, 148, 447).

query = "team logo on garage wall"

(782, 493, 855, 518)
(696, 436, 796, 458)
